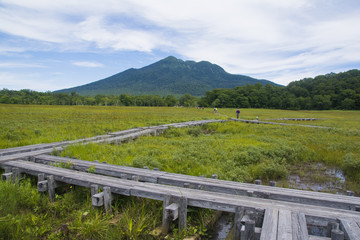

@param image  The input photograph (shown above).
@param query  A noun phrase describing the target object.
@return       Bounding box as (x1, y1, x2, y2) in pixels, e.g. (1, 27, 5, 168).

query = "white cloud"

(0, 0, 359, 87)
(0, 62, 45, 68)
(72, 61, 104, 67)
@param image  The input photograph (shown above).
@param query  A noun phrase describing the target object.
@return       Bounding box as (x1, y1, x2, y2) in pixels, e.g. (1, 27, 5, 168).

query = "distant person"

(214, 107, 218, 114)
(236, 109, 240, 119)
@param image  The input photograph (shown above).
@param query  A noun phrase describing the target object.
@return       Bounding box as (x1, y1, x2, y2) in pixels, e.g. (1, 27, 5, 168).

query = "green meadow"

(1, 104, 360, 239)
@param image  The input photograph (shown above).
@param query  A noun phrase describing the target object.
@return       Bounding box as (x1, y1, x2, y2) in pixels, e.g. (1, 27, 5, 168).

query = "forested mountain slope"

(55, 56, 278, 96)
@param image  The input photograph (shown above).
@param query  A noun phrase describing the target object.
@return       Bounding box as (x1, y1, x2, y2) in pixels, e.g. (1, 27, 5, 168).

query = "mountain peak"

(55, 56, 278, 96)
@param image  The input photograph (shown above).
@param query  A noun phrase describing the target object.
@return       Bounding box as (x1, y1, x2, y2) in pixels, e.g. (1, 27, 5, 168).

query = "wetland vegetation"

(1, 104, 359, 239)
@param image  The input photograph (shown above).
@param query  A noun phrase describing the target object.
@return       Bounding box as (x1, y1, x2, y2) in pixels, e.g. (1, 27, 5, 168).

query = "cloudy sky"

(0, 0, 360, 91)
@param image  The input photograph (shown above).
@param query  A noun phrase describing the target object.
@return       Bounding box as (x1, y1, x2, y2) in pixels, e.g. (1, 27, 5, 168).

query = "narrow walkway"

(1, 119, 360, 239)
(232, 118, 330, 129)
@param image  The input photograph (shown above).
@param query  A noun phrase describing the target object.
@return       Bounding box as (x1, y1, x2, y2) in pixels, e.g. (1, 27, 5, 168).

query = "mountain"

(56, 56, 279, 96)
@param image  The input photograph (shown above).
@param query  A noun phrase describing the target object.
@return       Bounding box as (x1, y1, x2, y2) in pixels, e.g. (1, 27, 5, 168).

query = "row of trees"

(1, 69, 359, 110)
(0, 89, 198, 107)
(201, 70, 360, 110)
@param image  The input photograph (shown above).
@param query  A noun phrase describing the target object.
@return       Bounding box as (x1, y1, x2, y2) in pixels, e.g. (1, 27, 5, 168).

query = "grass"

(0, 104, 221, 149)
(1, 104, 360, 239)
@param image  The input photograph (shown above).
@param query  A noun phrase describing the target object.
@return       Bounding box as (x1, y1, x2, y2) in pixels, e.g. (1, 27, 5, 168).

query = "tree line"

(1, 69, 359, 110)
(0, 89, 197, 107)
(200, 69, 360, 110)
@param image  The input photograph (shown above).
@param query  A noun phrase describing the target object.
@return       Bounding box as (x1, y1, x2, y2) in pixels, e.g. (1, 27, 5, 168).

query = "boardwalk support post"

(241, 219, 255, 240)
(162, 195, 187, 234)
(37, 180, 48, 192)
(1, 168, 21, 182)
(331, 229, 344, 240)
(234, 206, 244, 240)
(91, 184, 99, 196)
(38, 173, 45, 182)
(92, 192, 104, 207)
(47, 175, 56, 201)
(255, 180, 262, 185)
(91, 186, 113, 213)
(1, 172, 12, 181)
(269, 181, 276, 187)
(103, 186, 112, 213)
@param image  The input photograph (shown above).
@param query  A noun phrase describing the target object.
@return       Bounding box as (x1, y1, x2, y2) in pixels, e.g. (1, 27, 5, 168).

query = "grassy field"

(1, 104, 360, 239)
(0, 104, 220, 149)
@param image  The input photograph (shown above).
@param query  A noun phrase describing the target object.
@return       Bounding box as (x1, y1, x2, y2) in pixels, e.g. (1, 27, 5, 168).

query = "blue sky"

(0, 0, 359, 91)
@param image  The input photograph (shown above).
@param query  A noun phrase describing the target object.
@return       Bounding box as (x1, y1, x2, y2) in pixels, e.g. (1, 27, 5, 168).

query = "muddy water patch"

(208, 212, 233, 240)
(287, 163, 346, 194)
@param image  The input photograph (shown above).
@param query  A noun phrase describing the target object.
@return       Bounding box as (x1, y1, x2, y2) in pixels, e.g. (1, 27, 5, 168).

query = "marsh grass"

(1, 105, 360, 239)
(0, 104, 218, 148)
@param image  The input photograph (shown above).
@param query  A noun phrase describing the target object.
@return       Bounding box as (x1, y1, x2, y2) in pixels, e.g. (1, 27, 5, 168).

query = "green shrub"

(132, 156, 161, 169)
(187, 128, 203, 137)
(251, 162, 289, 181)
(163, 127, 185, 138)
(342, 153, 360, 179)
(0, 178, 41, 215)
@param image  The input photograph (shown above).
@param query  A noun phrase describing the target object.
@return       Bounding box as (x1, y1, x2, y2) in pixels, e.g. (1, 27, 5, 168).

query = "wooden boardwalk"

(232, 118, 331, 129)
(32, 154, 360, 211)
(0, 120, 225, 160)
(1, 119, 360, 239)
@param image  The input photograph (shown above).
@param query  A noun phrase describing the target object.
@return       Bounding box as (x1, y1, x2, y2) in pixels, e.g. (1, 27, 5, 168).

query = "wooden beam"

(291, 212, 309, 240)
(165, 203, 179, 221)
(1, 172, 12, 181)
(339, 218, 360, 240)
(278, 209, 293, 240)
(260, 208, 278, 240)
(32, 154, 360, 212)
(92, 192, 104, 207)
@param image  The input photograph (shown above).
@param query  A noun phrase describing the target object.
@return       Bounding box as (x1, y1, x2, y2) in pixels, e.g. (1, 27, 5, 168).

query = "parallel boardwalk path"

(1, 119, 360, 239)
(32, 154, 360, 211)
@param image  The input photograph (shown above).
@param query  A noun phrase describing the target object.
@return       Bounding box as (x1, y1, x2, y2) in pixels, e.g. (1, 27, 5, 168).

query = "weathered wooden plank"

(32, 154, 360, 212)
(0, 143, 49, 156)
(292, 212, 309, 240)
(260, 208, 278, 240)
(0, 147, 63, 163)
(339, 218, 360, 240)
(3, 160, 360, 224)
(233, 118, 330, 129)
(278, 209, 293, 240)
(308, 237, 331, 240)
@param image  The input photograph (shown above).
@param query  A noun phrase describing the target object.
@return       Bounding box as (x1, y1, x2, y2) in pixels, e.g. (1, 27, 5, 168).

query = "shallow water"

(208, 212, 233, 240)
(288, 166, 346, 194)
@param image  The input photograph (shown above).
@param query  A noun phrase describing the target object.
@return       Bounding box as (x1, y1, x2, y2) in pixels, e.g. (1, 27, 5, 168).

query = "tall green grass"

(0, 104, 220, 148)
(1, 105, 360, 239)
(60, 120, 360, 183)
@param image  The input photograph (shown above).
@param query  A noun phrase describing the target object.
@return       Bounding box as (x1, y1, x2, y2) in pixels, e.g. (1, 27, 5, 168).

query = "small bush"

(342, 153, 360, 179)
(163, 127, 184, 138)
(0, 178, 41, 215)
(187, 128, 203, 137)
(132, 156, 161, 169)
(252, 162, 289, 181)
